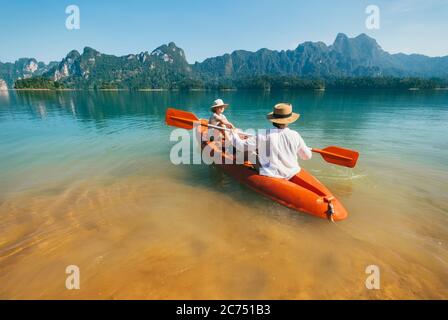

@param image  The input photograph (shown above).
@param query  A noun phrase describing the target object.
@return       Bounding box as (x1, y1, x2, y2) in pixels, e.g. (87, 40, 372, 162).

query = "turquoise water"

(1, 90, 447, 193)
(1, 89, 447, 299)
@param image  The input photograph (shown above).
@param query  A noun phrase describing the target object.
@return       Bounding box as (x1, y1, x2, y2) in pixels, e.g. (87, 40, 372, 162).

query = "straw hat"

(210, 99, 229, 111)
(267, 103, 300, 124)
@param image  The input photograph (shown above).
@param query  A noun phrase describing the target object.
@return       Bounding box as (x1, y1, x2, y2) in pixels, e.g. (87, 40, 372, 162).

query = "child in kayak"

(209, 99, 234, 128)
(209, 99, 234, 141)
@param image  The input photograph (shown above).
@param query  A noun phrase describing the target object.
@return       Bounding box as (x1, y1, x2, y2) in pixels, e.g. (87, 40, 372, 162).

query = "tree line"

(15, 75, 448, 90)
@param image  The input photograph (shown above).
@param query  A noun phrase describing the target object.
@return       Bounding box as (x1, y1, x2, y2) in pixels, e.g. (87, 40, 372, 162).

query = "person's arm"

(216, 114, 234, 128)
(297, 135, 312, 160)
(223, 120, 234, 129)
(231, 130, 257, 152)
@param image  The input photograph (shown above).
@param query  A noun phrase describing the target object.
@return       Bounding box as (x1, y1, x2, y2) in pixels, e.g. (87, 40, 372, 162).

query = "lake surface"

(0, 89, 447, 299)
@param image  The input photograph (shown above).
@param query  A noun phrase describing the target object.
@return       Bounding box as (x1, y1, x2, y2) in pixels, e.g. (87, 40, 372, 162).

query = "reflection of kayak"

(197, 121, 348, 221)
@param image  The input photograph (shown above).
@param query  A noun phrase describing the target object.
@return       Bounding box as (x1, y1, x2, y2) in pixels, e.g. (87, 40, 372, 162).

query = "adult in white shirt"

(231, 103, 312, 179)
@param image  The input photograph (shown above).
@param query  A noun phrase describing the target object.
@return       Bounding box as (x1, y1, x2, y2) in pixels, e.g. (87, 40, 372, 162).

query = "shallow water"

(0, 89, 447, 299)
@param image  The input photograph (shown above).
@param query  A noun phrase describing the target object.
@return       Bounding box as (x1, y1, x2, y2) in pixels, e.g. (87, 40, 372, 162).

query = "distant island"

(2, 33, 448, 90)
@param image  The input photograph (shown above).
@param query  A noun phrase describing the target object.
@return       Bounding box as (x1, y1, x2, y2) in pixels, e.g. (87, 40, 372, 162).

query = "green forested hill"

(8, 33, 448, 90)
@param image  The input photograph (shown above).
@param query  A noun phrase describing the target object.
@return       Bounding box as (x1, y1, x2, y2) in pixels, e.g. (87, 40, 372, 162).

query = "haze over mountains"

(1, 33, 448, 90)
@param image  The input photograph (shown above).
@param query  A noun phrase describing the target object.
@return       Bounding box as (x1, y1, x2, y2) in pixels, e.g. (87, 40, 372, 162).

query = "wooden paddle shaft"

(208, 123, 350, 161)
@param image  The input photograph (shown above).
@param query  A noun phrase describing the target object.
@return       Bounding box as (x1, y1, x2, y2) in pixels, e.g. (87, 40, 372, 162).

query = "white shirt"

(208, 113, 229, 138)
(209, 113, 228, 126)
(231, 127, 312, 179)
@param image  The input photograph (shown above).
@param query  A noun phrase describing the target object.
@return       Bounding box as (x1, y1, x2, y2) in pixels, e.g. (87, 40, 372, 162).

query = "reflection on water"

(0, 90, 447, 299)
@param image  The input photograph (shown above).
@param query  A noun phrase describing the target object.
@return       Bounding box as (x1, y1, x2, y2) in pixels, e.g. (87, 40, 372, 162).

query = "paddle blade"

(318, 146, 359, 168)
(165, 108, 199, 130)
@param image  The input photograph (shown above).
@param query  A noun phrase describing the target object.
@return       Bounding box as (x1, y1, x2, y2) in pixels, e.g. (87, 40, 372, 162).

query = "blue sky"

(0, 0, 447, 63)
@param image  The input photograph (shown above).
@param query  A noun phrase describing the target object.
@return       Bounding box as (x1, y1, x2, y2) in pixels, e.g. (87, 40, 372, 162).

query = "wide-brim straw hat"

(210, 99, 229, 111)
(267, 103, 300, 124)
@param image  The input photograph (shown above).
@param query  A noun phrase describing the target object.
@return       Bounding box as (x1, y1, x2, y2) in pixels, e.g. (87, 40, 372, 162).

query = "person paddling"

(208, 99, 234, 141)
(209, 99, 234, 128)
(231, 103, 312, 179)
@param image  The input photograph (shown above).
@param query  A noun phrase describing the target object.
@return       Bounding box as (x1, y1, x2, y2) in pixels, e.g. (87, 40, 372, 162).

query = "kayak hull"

(197, 124, 348, 221)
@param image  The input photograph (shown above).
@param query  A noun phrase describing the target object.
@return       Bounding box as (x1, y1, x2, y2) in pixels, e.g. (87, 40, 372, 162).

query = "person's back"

(257, 127, 311, 179)
(231, 103, 312, 179)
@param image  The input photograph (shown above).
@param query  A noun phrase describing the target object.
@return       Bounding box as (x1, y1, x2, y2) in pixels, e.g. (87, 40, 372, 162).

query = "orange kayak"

(197, 122, 348, 221)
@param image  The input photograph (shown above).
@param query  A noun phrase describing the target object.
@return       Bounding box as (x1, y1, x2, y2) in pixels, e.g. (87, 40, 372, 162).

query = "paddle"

(311, 147, 359, 168)
(165, 108, 359, 168)
(165, 107, 254, 136)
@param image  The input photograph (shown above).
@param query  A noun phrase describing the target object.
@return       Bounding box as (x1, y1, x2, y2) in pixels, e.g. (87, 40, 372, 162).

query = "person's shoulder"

(286, 128, 301, 137)
(286, 128, 305, 143)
